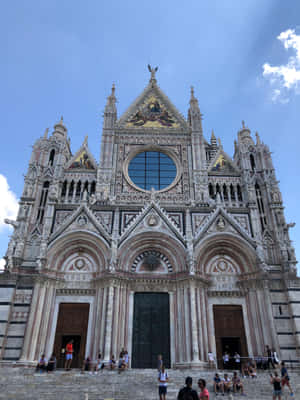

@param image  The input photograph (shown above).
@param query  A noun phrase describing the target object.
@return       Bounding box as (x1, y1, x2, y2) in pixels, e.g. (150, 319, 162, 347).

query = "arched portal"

(195, 233, 258, 367)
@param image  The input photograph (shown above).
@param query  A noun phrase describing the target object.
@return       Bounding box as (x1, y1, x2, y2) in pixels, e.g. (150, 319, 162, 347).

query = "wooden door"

(53, 303, 90, 368)
(213, 305, 248, 368)
(132, 293, 170, 368)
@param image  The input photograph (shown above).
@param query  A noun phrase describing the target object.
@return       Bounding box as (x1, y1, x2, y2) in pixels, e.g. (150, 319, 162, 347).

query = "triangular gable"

(194, 206, 255, 247)
(49, 204, 111, 245)
(117, 82, 189, 130)
(42, 166, 54, 179)
(208, 149, 240, 176)
(65, 137, 97, 171)
(119, 201, 185, 246)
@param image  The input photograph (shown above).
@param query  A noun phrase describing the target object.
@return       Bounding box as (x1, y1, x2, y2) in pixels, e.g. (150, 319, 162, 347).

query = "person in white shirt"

(158, 365, 169, 400)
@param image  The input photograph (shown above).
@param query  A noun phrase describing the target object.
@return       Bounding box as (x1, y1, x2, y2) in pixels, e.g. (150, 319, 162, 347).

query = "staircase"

(0, 367, 298, 399)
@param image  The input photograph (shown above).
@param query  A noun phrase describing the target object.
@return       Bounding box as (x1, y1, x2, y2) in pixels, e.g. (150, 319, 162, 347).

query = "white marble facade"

(1, 69, 300, 367)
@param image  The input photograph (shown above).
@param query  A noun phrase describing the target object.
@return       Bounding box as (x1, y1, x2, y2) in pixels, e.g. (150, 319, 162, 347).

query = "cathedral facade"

(1, 69, 300, 368)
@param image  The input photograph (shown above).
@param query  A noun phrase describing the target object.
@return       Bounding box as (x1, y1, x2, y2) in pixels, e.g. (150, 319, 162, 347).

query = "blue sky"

(0, 1, 300, 273)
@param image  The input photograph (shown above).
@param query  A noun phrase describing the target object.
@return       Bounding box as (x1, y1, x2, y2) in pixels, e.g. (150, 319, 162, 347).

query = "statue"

(89, 193, 96, 205)
(4, 219, 19, 229)
(148, 64, 158, 81)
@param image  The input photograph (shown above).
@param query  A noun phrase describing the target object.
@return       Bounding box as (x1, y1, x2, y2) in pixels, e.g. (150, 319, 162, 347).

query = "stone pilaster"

(104, 286, 114, 361)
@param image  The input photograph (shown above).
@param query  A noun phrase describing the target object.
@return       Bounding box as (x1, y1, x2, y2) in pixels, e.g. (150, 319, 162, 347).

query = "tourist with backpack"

(158, 365, 169, 400)
(177, 376, 198, 400)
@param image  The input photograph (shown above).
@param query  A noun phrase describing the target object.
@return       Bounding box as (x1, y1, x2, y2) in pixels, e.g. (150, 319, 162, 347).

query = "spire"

(211, 130, 217, 147)
(238, 119, 253, 145)
(217, 137, 223, 149)
(188, 86, 202, 132)
(103, 84, 117, 129)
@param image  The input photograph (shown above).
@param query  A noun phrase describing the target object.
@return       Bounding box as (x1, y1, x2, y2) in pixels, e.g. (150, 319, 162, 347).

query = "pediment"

(208, 149, 240, 176)
(117, 82, 189, 130)
(65, 137, 97, 171)
(119, 201, 185, 246)
(49, 204, 111, 245)
(194, 207, 255, 247)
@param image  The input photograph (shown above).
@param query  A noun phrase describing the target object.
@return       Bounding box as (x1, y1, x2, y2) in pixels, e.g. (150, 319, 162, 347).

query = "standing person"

(177, 376, 198, 400)
(270, 372, 282, 400)
(234, 352, 241, 370)
(64, 339, 74, 370)
(223, 351, 230, 369)
(266, 345, 275, 369)
(198, 379, 209, 400)
(280, 362, 294, 396)
(158, 365, 168, 400)
(208, 351, 216, 369)
(157, 354, 163, 372)
(272, 348, 280, 366)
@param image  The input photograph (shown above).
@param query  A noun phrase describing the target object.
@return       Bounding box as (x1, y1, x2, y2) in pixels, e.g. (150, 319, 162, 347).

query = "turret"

(52, 116, 67, 140)
(103, 84, 117, 130)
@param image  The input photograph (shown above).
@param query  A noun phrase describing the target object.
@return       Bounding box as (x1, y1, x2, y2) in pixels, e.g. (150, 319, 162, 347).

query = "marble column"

(189, 283, 200, 362)
(104, 286, 114, 361)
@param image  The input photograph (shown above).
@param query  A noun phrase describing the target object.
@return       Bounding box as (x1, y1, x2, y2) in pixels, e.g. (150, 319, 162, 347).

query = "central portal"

(132, 292, 170, 368)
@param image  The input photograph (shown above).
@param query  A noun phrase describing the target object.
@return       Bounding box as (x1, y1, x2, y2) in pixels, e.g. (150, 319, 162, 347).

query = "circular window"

(128, 151, 177, 191)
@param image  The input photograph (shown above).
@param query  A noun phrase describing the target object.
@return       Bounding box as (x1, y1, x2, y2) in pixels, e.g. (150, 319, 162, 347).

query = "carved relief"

(93, 211, 113, 233)
(131, 250, 172, 273)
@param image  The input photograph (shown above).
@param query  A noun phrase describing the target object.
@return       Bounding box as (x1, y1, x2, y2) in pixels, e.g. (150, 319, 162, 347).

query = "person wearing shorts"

(270, 371, 282, 400)
(232, 371, 245, 395)
(158, 365, 168, 400)
(64, 340, 74, 370)
(280, 362, 294, 396)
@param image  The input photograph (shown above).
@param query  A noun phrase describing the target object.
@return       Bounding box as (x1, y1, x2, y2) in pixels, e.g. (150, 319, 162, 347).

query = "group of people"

(82, 348, 130, 373)
(157, 355, 209, 400)
(213, 372, 245, 396)
(35, 354, 57, 373)
(270, 361, 294, 399)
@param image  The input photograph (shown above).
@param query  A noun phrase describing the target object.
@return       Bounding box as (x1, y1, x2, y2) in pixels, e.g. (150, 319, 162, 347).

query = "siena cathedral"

(1, 68, 300, 369)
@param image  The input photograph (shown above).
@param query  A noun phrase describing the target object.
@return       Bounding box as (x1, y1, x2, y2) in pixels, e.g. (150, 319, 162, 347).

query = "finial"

(242, 120, 245, 129)
(83, 135, 88, 145)
(60, 116, 63, 122)
(255, 131, 261, 145)
(43, 128, 49, 139)
(190, 86, 195, 99)
(211, 129, 216, 140)
(111, 83, 115, 96)
(148, 64, 158, 82)
(218, 137, 222, 148)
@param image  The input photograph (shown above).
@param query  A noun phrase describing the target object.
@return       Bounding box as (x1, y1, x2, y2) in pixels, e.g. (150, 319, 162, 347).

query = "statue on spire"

(148, 65, 158, 81)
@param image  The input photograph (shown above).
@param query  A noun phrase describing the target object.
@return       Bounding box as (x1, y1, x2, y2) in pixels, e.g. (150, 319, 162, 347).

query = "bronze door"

(213, 305, 248, 369)
(53, 303, 90, 368)
(132, 293, 170, 368)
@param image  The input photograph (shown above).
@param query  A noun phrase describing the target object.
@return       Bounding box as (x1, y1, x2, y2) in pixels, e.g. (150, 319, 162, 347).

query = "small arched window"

(49, 149, 55, 166)
(36, 181, 49, 223)
(250, 154, 255, 171)
(61, 180, 67, 197)
(91, 181, 96, 195)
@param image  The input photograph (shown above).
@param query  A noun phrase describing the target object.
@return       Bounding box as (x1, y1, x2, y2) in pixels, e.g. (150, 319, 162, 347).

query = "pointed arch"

(118, 231, 186, 273)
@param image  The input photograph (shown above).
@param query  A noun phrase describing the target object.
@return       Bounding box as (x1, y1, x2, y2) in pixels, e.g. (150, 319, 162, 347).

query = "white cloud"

(0, 174, 19, 232)
(263, 29, 300, 102)
(0, 259, 5, 271)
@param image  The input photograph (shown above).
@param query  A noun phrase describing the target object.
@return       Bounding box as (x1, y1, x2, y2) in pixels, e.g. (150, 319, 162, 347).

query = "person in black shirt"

(270, 371, 282, 400)
(177, 376, 198, 400)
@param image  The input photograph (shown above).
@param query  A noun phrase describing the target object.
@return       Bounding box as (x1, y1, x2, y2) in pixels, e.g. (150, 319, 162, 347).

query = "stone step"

(0, 367, 298, 400)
